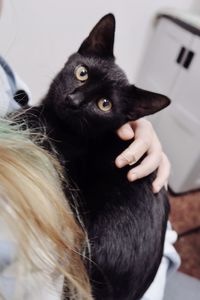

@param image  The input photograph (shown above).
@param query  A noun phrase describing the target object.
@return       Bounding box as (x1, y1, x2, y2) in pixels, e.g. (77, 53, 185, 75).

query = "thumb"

(117, 123, 135, 141)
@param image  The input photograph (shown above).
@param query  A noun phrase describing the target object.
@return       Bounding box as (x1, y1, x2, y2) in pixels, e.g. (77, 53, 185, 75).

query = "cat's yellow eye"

(97, 98, 112, 112)
(75, 65, 88, 82)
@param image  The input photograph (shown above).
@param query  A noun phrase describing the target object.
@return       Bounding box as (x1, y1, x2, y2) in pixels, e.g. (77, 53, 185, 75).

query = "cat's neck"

(39, 100, 94, 159)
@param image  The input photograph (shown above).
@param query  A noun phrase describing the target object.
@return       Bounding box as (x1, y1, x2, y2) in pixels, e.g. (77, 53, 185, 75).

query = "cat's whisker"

(82, 117, 90, 134)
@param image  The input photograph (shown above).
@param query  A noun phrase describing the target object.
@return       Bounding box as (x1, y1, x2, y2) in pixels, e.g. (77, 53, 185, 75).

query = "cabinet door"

(170, 35, 200, 121)
(165, 35, 200, 192)
(136, 18, 193, 95)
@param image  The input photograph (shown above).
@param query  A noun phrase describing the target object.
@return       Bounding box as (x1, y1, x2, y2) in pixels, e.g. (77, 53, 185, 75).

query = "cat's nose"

(67, 92, 83, 108)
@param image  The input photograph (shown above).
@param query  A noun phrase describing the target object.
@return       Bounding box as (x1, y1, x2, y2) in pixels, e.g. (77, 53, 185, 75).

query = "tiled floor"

(169, 190, 200, 279)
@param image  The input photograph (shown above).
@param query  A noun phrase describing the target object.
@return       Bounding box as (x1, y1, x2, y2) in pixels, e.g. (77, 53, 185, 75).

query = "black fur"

(15, 14, 170, 300)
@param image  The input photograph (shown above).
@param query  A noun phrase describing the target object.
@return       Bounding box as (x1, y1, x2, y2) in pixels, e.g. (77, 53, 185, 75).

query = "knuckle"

(141, 118, 152, 128)
(145, 166, 153, 176)
(127, 146, 136, 160)
(162, 152, 171, 168)
(121, 151, 132, 163)
(156, 152, 162, 164)
(140, 138, 150, 150)
(145, 120, 154, 135)
(146, 119, 152, 129)
(137, 166, 150, 179)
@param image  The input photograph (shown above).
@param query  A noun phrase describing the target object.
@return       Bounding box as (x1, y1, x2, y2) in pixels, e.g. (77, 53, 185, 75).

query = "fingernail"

(153, 184, 161, 193)
(128, 173, 137, 182)
(120, 127, 134, 139)
(116, 157, 126, 168)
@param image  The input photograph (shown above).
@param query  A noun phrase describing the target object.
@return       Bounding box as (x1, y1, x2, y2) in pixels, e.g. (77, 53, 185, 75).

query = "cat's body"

(14, 14, 170, 300)
(20, 104, 168, 300)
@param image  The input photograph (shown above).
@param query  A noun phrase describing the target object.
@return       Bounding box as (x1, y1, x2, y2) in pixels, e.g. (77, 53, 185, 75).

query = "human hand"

(115, 119, 170, 193)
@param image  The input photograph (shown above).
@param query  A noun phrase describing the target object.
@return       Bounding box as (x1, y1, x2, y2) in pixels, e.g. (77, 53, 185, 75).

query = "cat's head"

(47, 14, 170, 136)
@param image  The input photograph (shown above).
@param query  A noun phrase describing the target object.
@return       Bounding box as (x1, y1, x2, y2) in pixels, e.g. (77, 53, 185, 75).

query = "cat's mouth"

(66, 102, 80, 110)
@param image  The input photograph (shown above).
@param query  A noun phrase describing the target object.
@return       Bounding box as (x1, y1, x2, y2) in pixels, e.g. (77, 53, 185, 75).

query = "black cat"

(16, 14, 170, 300)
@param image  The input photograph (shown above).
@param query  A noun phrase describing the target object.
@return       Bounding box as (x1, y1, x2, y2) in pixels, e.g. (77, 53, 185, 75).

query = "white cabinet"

(137, 15, 200, 193)
(137, 18, 193, 95)
(171, 36, 200, 120)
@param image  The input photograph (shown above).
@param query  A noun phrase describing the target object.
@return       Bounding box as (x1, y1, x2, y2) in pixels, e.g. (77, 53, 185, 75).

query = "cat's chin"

(55, 110, 91, 136)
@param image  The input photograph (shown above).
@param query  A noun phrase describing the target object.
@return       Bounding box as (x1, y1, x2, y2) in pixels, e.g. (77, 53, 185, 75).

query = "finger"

(115, 139, 150, 168)
(131, 119, 153, 142)
(152, 153, 171, 193)
(117, 123, 134, 141)
(127, 152, 161, 182)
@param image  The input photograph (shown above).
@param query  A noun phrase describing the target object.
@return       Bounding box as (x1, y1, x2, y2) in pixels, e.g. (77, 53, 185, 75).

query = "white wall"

(0, 0, 195, 103)
(191, 0, 200, 13)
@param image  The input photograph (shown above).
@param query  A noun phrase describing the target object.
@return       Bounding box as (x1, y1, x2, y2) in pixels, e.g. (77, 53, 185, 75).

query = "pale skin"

(0, 0, 170, 192)
(116, 119, 170, 193)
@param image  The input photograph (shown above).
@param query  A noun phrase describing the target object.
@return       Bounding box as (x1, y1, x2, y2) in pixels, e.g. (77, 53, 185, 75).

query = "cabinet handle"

(176, 46, 186, 64)
(183, 51, 195, 69)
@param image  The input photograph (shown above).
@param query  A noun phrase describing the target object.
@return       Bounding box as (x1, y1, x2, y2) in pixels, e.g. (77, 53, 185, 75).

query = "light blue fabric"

(0, 56, 31, 116)
(0, 57, 32, 299)
(0, 241, 17, 272)
(0, 56, 16, 95)
(0, 218, 19, 300)
(141, 222, 181, 300)
(0, 277, 16, 299)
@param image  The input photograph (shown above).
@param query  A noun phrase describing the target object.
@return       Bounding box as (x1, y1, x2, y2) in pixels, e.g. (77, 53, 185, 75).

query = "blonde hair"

(0, 119, 92, 300)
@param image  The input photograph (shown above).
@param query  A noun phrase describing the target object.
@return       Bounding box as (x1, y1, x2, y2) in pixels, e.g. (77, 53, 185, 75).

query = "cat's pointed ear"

(78, 13, 115, 59)
(126, 85, 170, 120)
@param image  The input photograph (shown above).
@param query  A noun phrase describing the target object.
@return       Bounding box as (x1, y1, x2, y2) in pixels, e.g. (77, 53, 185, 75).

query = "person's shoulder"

(0, 56, 32, 115)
